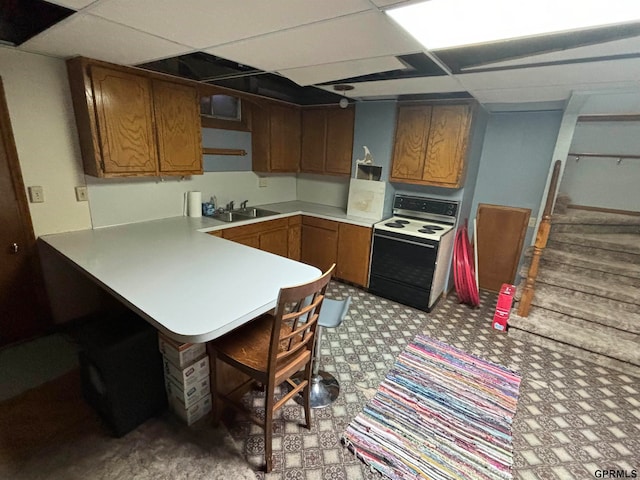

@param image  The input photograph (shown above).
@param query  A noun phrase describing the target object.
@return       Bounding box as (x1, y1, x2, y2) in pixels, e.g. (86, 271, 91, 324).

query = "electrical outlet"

(528, 217, 537, 228)
(258, 177, 268, 188)
(75, 186, 88, 202)
(28, 186, 44, 203)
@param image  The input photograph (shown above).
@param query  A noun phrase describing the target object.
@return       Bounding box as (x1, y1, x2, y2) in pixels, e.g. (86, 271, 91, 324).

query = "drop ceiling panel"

(461, 36, 640, 71)
(205, 11, 421, 72)
(317, 75, 462, 98)
(20, 14, 192, 64)
(88, 0, 373, 49)
(45, 0, 97, 9)
(279, 56, 405, 86)
(458, 58, 640, 92)
(471, 86, 574, 104)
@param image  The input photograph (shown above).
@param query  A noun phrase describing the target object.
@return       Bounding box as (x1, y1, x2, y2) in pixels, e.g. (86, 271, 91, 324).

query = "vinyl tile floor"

(225, 281, 639, 480)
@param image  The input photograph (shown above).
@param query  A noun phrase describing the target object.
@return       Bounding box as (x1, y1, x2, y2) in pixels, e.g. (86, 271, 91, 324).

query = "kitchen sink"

(210, 208, 279, 223)
(233, 207, 279, 218)
(210, 211, 248, 222)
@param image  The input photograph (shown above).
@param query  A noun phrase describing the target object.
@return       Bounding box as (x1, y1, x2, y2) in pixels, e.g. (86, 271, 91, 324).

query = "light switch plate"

(75, 186, 88, 201)
(28, 186, 44, 203)
(528, 217, 537, 228)
(258, 177, 268, 188)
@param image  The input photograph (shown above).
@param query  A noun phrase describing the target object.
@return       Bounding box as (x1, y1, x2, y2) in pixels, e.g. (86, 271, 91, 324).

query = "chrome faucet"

(240, 200, 249, 210)
(226, 200, 235, 211)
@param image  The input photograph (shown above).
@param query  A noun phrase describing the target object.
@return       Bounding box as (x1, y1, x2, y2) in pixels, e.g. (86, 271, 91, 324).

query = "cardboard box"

(158, 333, 206, 368)
(165, 374, 210, 409)
(163, 355, 209, 390)
(169, 393, 212, 426)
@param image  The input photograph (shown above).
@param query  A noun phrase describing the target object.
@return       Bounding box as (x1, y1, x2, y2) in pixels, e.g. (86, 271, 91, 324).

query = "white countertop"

(196, 201, 378, 233)
(41, 216, 320, 343)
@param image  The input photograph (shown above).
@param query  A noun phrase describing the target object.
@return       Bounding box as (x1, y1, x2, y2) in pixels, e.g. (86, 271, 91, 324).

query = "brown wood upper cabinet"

(301, 105, 354, 176)
(67, 57, 202, 178)
(390, 102, 473, 188)
(251, 101, 301, 173)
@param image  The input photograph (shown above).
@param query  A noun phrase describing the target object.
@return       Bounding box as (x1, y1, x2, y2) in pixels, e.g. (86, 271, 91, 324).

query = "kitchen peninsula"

(40, 202, 376, 342)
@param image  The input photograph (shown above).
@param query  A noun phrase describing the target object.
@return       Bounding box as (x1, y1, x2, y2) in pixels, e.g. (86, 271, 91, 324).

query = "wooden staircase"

(509, 203, 640, 377)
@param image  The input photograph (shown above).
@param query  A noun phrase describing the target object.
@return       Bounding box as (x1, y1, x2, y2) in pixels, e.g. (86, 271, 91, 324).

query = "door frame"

(0, 77, 50, 339)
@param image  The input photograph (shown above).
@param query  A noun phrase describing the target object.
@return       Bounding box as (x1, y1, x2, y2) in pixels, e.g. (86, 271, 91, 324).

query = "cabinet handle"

(10, 243, 19, 254)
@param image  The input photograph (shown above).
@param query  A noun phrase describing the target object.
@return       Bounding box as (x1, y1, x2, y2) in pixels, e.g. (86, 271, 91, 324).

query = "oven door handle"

(374, 233, 436, 248)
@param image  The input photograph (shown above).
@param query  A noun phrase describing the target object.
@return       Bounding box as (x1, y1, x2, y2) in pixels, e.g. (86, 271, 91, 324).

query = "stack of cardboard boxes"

(158, 333, 212, 425)
(493, 283, 516, 332)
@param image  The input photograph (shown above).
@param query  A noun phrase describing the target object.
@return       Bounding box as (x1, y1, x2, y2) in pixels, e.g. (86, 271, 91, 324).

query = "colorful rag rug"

(343, 334, 522, 480)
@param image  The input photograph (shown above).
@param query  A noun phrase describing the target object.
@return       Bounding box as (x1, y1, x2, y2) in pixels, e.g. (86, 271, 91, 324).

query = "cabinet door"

(90, 65, 158, 175)
(270, 104, 300, 172)
(300, 108, 326, 173)
(288, 216, 302, 261)
(423, 104, 472, 188)
(390, 105, 432, 182)
(337, 223, 372, 287)
(260, 228, 289, 257)
(153, 80, 202, 175)
(250, 102, 270, 172)
(325, 106, 354, 176)
(228, 233, 260, 248)
(301, 219, 338, 273)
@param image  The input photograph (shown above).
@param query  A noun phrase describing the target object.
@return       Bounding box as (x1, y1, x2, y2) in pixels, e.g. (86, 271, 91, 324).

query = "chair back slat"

(268, 265, 334, 378)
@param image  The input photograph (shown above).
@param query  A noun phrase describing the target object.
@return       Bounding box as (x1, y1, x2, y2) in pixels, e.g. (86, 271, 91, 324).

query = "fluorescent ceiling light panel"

(387, 0, 640, 50)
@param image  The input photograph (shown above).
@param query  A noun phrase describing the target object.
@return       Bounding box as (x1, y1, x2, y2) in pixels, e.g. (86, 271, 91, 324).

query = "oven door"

(368, 230, 439, 310)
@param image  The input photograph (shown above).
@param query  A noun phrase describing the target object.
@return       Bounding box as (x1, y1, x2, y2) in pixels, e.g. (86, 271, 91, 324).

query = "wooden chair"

(208, 264, 335, 472)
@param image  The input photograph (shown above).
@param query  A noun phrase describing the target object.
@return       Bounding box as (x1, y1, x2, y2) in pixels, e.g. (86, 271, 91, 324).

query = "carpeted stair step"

(551, 208, 640, 234)
(531, 283, 639, 315)
(546, 234, 640, 264)
(521, 248, 640, 281)
(525, 267, 640, 306)
(508, 311, 640, 376)
(508, 323, 640, 378)
(518, 299, 640, 335)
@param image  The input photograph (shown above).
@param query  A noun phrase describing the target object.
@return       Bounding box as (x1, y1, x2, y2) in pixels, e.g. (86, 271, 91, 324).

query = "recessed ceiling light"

(387, 0, 640, 50)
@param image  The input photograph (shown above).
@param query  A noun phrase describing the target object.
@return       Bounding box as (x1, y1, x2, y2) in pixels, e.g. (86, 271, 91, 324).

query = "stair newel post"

(518, 160, 562, 317)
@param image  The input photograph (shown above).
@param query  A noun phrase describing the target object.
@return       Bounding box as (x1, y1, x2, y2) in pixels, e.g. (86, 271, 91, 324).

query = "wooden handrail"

(517, 160, 562, 317)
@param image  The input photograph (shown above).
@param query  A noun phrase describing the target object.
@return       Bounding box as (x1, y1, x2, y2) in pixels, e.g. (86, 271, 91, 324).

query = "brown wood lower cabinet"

(336, 223, 372, 287)
(301, 216, 338, 274)
(220, 218, 289, 255)
(208, 215, 372, 287)
(287, 215, 301, 261)
(301, 216, 372, 287)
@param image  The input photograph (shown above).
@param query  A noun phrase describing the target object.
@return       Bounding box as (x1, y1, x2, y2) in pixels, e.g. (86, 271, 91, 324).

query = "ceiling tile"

(460, 58, 640, 103)
(461, 36, 640, 71)
(278, 56, 405, 86)
(88, 0, 373, 49)
(316, 75, 462, 98)
(45, 0, 98, 9)
(205, 11, 421, 71)
(19, 13, 193, 64)
(369, 0, 414, 7)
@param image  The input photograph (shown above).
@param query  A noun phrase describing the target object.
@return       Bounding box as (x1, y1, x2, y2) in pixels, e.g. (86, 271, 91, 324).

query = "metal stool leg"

(294, 326, 340, 408)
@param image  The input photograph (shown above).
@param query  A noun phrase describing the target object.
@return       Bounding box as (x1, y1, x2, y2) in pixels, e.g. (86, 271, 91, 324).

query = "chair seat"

(319, 297, 351, 328)
(212, 314, 308, 381)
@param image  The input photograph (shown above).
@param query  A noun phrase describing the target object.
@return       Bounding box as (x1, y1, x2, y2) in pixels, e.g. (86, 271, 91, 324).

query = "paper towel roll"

(187, 191, 202, 217)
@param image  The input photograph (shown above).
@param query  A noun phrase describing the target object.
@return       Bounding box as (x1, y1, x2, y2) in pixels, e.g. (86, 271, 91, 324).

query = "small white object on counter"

(186, 191, 202, 217)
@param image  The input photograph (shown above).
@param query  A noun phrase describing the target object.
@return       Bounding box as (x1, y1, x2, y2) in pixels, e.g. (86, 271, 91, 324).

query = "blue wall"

(470, 109, 563, 272)
(202, 128, 252, 172)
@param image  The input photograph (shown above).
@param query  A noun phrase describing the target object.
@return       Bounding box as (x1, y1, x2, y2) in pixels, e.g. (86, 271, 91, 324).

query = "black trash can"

(77, 310, 167, 437)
